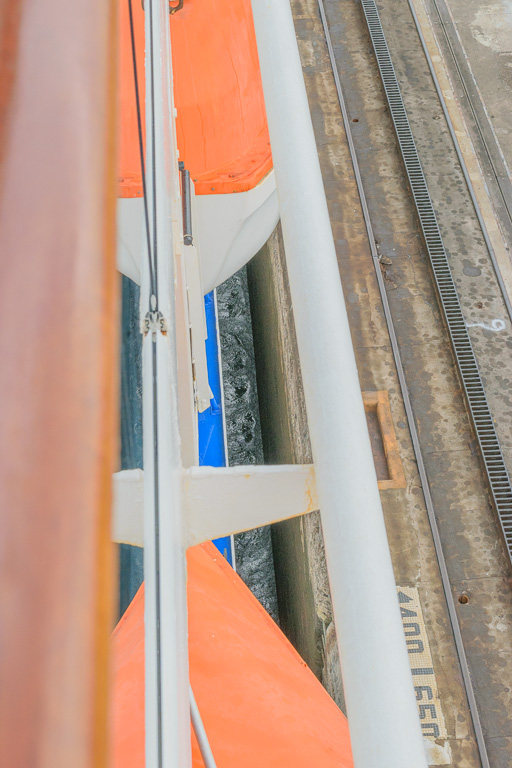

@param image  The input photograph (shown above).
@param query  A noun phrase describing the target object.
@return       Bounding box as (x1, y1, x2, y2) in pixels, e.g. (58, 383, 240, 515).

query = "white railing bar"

(143, 0, 191, 766)
(250, 2, 428, 767)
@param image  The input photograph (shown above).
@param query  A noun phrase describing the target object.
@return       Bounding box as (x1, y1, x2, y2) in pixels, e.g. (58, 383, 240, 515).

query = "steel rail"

(405, 0, 512, 327)
(359, 0, 512, 565)
(317, 1, 491, 764)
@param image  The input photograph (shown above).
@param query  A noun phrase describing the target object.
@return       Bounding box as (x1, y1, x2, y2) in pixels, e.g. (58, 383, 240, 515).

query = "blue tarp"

(198, 292, 234, 566)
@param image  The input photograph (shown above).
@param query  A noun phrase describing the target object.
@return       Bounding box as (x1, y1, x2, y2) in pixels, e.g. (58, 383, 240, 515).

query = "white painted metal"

(143, 0, 191, 766)
(112, 469, 144, 546)
(116, 171, 279, 293)
(196, 170, 279, 292)
(185, 464, 317, 545)
(174, 240, 199, 468)
(112, 464, 317, 548)
(250, 2, 428, 767)
(183, 243, 212, 413)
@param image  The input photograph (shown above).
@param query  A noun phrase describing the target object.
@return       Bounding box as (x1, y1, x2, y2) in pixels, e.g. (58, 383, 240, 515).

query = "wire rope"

(128, 1, 163, 765)
(127, 0, 157, 306)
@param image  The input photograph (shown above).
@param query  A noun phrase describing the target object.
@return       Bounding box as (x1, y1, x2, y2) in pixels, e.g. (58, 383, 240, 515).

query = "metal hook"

(141, 0, 183, 13)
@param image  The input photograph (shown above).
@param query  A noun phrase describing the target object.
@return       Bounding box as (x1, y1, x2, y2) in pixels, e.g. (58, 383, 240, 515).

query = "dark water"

(119, 276, 144, 617)
(217, 269, 279, 622)
(118, 269, 278, 622)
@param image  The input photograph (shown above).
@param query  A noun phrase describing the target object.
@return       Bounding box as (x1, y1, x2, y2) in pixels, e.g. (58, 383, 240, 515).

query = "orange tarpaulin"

(118, 0, 272, 197)
(110, 542, 353, 767)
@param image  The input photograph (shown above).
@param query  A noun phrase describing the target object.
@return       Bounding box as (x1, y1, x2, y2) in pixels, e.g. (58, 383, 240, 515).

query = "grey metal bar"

(189, 686, 217, 768)
(179, 161, 193, 246)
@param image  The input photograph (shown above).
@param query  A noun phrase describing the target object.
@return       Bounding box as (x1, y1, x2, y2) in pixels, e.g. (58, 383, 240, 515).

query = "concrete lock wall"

(247, 225, 346, 713)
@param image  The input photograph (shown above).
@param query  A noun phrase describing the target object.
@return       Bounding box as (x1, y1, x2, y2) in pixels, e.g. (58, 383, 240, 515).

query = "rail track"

(315, 0, 512, 764)
(423, 0, 512, 245)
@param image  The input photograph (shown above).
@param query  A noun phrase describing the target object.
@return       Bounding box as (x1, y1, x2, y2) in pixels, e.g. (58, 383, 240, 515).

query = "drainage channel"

(316, 1, 494, 764)
(358, 0, 512, 566)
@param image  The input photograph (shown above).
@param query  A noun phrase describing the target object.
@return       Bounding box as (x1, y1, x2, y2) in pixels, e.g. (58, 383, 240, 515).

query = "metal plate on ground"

(398, 586, 450, 764)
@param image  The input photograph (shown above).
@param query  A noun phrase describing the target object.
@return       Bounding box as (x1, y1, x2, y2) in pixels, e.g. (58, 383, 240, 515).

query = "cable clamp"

(143, 310, 168, 340)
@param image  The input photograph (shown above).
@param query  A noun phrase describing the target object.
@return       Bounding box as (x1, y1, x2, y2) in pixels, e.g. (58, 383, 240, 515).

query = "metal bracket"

(179, 161, 193, 245)
(141, 0, 183, 14)
(143, 310, 168, 340)
(169, 0, 184, 14)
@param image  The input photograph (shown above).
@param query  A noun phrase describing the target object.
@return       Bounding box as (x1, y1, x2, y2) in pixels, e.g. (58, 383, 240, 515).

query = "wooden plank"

(0, 1, 118, 766)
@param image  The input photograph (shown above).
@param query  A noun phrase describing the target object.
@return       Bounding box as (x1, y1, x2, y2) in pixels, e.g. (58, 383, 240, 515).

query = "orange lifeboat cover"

(110, 542, 353, 767)
(118, 0, 272, 197)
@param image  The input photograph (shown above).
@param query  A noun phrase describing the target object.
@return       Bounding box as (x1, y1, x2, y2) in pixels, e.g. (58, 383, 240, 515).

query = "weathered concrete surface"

(445, 0, 512, 167)
(363, 1, 512, 760)
(246, 0, 512, 763)
(419, 0, 512, 227)
(247, 228, 342, 706)
(374, 0, 512, 474)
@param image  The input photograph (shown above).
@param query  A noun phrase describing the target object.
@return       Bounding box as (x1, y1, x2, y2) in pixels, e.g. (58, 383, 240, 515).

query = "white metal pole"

(143, 0, 191, 766)
(190, 686, 218, 768)
(250, 2, 428, 766)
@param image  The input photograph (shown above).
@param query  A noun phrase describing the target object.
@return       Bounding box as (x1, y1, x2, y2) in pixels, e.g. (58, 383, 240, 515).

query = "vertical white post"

(250, 2, 428, 767)
(143, 0, 191, 766)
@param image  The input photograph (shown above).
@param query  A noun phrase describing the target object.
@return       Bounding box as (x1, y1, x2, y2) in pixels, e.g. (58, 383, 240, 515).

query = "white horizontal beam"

(112, 464, 317, 549)
(184, 464, 317, 545)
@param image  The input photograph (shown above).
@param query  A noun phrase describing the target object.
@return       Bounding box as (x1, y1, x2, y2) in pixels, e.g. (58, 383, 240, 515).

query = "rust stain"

(305, 465, 319, 513)
(363, 391, 406, 490)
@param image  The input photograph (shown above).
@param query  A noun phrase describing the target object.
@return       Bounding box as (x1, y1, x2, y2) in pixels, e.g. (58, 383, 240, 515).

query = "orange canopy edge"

(110, 542, 353, 767)
(118, 0, 272, 197)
